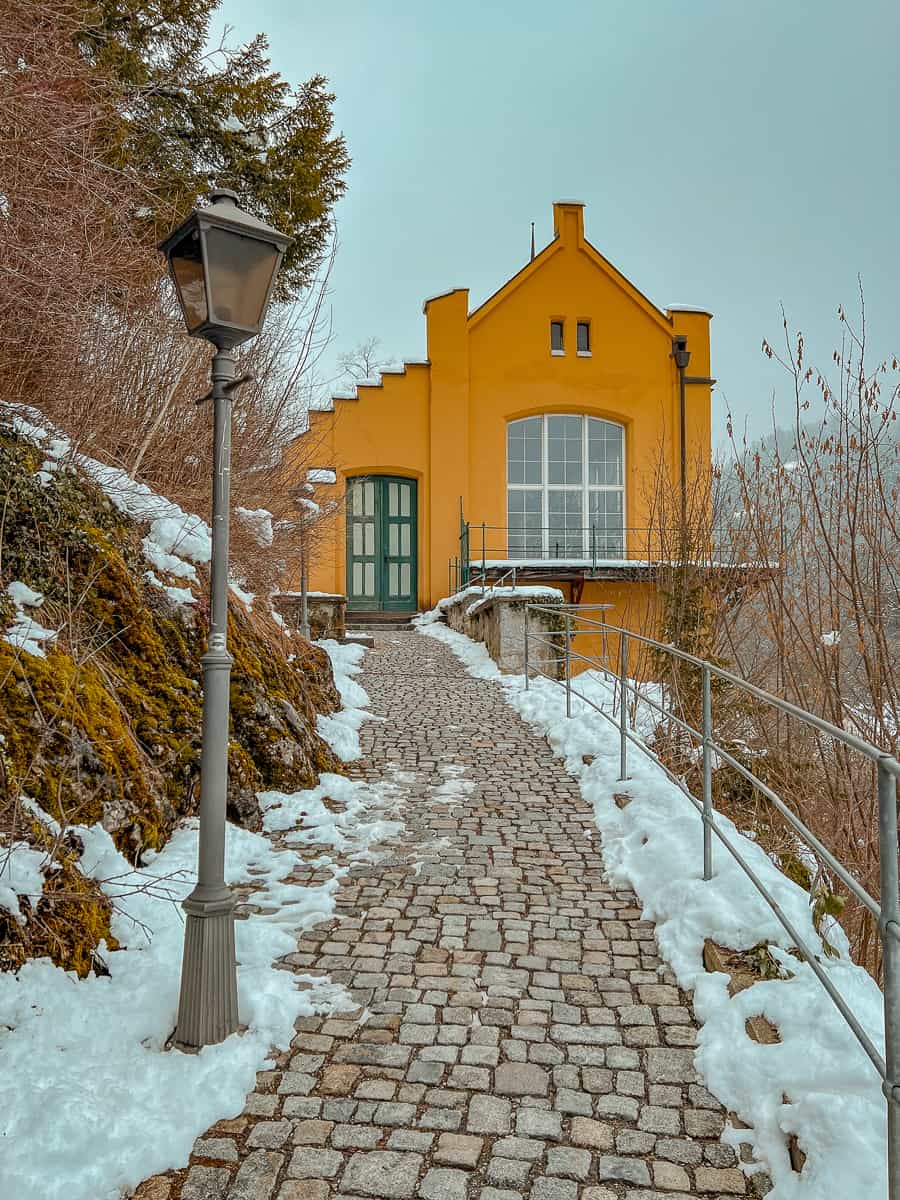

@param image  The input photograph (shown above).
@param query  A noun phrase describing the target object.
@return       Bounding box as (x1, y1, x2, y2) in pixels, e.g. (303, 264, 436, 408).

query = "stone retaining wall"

(440, 588, 564, 676)
(273, 592, 346, 641)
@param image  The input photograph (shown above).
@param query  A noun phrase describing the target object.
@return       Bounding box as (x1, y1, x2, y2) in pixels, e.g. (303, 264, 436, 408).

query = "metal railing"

(523, 601, 900, 1196)
(449, 520, 754, 593)
(447, 559, 521, 598)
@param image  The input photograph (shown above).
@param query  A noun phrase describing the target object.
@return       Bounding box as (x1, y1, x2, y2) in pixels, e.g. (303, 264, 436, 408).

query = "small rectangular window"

(577, 321, 591, 354)
(550, 320, 564, 354)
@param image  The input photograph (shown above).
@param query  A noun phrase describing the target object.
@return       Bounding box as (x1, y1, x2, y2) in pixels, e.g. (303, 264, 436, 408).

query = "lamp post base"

(173, 893, 239, 1050)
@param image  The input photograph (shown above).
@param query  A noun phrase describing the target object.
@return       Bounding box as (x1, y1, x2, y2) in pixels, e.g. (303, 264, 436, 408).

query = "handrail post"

(592, 523, 596, 569)
(524, 606, 530, 690)
(617, 632, 629, 780)
(702, 664, 714, 881)
(878, 759, 900, 1199)
(481, 521, 487, 594)
(564, 612, 572, 718)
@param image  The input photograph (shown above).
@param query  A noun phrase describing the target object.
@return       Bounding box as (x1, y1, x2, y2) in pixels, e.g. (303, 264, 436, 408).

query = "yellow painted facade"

(286, 200, 712, 641)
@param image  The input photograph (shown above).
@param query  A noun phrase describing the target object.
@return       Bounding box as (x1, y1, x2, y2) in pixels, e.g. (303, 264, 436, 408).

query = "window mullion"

(542, 415, 549, 557)
(585, 415, 592, 554)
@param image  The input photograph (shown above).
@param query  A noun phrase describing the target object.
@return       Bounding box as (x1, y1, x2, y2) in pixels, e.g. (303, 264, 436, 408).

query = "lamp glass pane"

(204, 226, 279, 330)
(170, 232, 208, 330)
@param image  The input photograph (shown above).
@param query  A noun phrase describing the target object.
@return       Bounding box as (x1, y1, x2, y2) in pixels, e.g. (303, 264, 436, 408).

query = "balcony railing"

(451, 521, 757, 594)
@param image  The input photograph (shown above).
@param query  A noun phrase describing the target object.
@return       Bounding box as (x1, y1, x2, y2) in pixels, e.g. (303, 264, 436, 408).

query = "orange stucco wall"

(284, 200, 712, 627)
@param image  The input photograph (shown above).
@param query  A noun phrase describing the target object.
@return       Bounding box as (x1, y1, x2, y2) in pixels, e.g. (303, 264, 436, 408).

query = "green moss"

(0, 423, 344, 973)
(779, 852, 813, 892)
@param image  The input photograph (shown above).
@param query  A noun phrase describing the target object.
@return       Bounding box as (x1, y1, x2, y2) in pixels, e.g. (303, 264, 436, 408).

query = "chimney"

(552, 200, 585, 245)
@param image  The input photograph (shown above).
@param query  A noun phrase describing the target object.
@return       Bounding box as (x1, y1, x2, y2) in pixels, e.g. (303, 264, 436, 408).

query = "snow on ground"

(315, 639, 376, 762)
(143, 570, 197, 607)
(234, 506, 274, 548)
(228, 579, 255, 610)
(0, 840, 47, 924)
(259, 771, 404, 860)
(0, 812, 350, 1200)
(1, 405, 267, 613)
(418, 614, 890, 1199)
(3, 580, 57, 658)
(414, 611, 503, 680)
(0, 636, 380, 1200)
(430, 763, 476, 804)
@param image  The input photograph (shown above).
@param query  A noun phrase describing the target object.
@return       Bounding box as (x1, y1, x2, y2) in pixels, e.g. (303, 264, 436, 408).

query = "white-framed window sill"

(551, 349, 565, 357)
(577, 350, 592, 357)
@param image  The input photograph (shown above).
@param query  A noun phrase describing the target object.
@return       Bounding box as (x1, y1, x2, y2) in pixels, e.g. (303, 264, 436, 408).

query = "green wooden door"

(346, 476, 417, 611)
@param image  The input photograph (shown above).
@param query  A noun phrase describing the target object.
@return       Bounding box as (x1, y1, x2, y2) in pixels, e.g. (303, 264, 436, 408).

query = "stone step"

(340, 632, 375, 648)
(346, 611, 420, 632)
(345, 624, 417, 634)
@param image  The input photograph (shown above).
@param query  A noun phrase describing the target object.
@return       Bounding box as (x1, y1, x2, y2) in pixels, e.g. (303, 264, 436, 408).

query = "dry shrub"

(721, 303, 899, 977)
(0, 0, 338, 591)
(637, 302, 899, 978)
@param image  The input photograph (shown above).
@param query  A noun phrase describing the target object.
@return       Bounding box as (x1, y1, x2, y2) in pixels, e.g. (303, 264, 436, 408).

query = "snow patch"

(0, 815, 354, 1200)
(431, 764, 476, 805)
(235, 506, 274, 548)
(144, 571, 196, 607)
(2, 405, 281, 618)
(229, 580, 255, 610)
(3, 580, 57, 658)
(259, 772, 403, 859)
(0, 841, 47, 924)
(314, 639, 374, 762)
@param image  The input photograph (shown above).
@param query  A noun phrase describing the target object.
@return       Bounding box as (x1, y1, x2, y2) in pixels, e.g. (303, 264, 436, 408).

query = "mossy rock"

(0, 425, 343, 974)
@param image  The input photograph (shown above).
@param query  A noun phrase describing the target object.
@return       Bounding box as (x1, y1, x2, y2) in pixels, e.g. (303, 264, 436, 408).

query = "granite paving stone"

(181, 1167, 230, 1200)
(131, 631, 752, 1200)
(339, 1151, 423, 1198)
(419, 1167, 470, 1200)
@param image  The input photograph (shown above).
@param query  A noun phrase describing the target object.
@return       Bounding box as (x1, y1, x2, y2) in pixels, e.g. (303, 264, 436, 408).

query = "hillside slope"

(0, 408, 341, 975)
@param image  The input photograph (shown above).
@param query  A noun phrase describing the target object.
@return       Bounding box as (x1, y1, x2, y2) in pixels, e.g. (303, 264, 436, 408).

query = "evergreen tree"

(76, 0, 350, 298)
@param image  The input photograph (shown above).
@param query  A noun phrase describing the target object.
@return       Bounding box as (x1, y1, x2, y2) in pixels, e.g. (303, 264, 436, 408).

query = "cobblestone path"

(137, 631, 752, 1200)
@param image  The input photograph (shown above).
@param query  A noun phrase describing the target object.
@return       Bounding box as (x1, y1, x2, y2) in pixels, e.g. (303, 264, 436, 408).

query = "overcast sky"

(215, 0, 900, 447)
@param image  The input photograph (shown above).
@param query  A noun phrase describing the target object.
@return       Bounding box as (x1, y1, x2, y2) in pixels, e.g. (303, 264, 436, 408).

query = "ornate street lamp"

(159, 189, 291, 1049)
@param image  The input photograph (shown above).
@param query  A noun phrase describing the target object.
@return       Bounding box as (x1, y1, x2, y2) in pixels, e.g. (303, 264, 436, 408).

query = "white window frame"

(506, 414, 626, 559)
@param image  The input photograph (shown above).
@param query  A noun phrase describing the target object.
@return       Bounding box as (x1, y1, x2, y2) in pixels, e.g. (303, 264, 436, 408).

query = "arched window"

(507, 415, 625, 559)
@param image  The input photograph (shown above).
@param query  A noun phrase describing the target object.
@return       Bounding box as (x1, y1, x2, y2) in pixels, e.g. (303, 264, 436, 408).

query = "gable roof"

(467, 210, 676, 337)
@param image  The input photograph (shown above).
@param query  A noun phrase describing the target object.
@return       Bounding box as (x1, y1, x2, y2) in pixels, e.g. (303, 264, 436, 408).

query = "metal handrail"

(466, 564, 519, 595)
(523, 601, 900, 1195)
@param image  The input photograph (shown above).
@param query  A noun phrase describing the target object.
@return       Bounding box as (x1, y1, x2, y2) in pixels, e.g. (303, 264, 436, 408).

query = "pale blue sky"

(216, 0, 900, 446)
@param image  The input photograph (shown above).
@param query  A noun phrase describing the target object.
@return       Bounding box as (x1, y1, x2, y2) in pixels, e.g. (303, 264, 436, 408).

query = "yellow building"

(287, 200, 712, 635)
